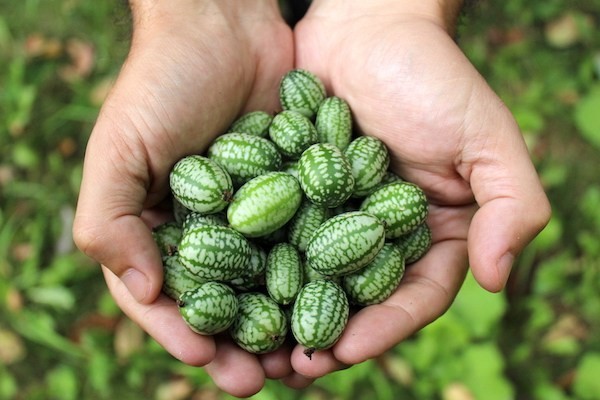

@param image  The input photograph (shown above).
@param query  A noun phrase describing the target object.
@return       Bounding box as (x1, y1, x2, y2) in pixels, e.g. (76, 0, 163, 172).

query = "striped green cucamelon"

(152, 221, 182, 257)
(182, 211, 228, 232)
(297, 143, 355, 208)
(230, 292, 288, 354)
(169, 155, 233, 214)
(342, 243, 405, 305)
(265, 243, 303, 305)
(279, 69, 326, 120)
(206, 133, 282, 188)
(227, 172, 302, 238)
(161, 255, 205, 300)
(344, 136, 390, 197)
(177, 224, 251, 281)
(395, 222, 432, 264)
(287, 199, 331, 252)
(178, 282, 238, 335)
(173, 197, 192, 226)
(291, 280, 349, 359)
(268, 110, 318, 159)
(306, 211, 385, 277)
(228, 110, 273, 138)
(315, 96, 352, 150)
(360, 181, 429, 239)
(229, 242, 268, 291)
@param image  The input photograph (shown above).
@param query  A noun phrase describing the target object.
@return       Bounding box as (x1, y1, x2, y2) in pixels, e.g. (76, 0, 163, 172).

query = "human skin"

(73, 0, 551, 396)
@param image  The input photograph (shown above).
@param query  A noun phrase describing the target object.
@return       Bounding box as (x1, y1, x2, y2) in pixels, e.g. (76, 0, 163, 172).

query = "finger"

(258, 342, 294, 380)
(332, 239, 468, 366)
(74, 126, 164, 304)
(291, 344, 348, 379)
(102, 266, 216, 366)
(204, 337, 266, 398)
(464, 104, 551, 292)
(280, 372, 315, 389)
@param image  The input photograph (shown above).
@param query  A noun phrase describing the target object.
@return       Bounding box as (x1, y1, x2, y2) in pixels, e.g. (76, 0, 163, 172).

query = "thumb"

(465, 105, 551, 293)
(73, 115, 164, 304)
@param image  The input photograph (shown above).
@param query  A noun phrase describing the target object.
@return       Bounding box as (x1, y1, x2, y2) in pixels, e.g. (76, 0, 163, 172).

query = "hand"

(73, 0, 311, 396)
(288, 0, 551, 379)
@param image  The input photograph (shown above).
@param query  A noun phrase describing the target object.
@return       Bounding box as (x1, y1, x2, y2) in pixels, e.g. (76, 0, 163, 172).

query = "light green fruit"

(227, 172, 302, 238)
(315, 96, 352, 150)
(395, 222, 432, 264)
(178, 282, 238, 335)
(360, 181, 429, 239)
(268, 110, 318, 160)
(291, 280, 349, 359)
(287, 199, 331, 252)
(182, 211, 228, 232)
(229, 242, 268, 291)
(161, 255, 205, 300)
(177, 224, 251, 281)
(297, 143, 355, 208)
(230, 292, 288, 354)
(228, 110, 273, 138)
(306, 211, 385, 277)
(206, 132, 282, 188)
(342, 243, 405, 305)
(279, 69, 326, 120)
(152, 221, 182, 257)
(344, 136, 390, 197)
(265, 243, 303, 305)
(169, 155, 233, 214)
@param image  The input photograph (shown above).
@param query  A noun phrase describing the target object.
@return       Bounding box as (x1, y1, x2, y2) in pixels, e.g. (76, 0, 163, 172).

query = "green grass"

(1, 1, 599, 399)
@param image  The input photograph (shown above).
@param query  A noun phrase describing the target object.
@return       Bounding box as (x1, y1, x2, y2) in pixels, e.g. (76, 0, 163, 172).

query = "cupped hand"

(73, 0, 311, 396)
(289, 0, 551, 378)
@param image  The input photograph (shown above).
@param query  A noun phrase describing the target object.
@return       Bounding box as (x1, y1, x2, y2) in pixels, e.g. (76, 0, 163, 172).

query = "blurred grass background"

(1, 1, 599, 399)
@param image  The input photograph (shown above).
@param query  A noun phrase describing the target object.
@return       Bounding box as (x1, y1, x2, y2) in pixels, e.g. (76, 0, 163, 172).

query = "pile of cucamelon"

(152, 69, 432, 359)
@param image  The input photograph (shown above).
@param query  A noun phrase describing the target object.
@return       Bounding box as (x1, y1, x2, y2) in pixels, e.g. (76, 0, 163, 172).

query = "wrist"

(306, 0, 464, 34)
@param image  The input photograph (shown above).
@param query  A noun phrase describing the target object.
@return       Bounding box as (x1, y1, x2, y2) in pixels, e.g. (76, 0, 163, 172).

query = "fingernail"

(498, 252, 514, 286)
(121, 268, 149, 302)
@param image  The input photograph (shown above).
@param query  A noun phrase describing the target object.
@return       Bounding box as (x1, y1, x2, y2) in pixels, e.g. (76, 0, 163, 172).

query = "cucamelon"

(227, 172, 302, 238)
(297, 143, 355, 208)
(230, 292, 288, 354)
(344, 136, 390, 197)
(152, 221, 182, 257)
(360, 181, 429, 239)
(268, 110, 318, 159)
(177, 224, 251, 281)
(287, 199, 331, 252)
(291, 280, 349, 359)
(162, 255, 205, 300)
(228, 110, 273, 138)
(306, 211, 385, 277)
(178, 282, 238, 335)
(279, 69, 326, 120)
(315, 96, 352, 150)
(265, 243, 303, 305)
(206, 132, 282, 188)
(395, 222, 432, 264)
(169, 155, 233, 214)
(342, 243, 405, 305)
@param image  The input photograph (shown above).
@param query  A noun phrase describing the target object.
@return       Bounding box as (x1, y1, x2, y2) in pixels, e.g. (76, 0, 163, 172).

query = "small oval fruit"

(342, 243, 405, 305)
(395, 222, 432, 264)
(177, 224, 251, 281)
(161, 255, 205, 300)
(287, 199, 331, 252)
(315, 96, 352, 150)
(206, 132, 282, 188)
(152, 221, 182, 257)
(229, 242, 268, 291)
(227, 172, 302, 238)
(228, 110, 273, 138)
(360, 181, 429, 239)
(297, 143, 355, 208)
(169, 155, 233, 214)
(265, 243, 303, 305)
(279, 69, 326, 120)
(268, 110, 318, 159)
(230, 292, 288, 354)
(291, 280, 349, 359)
(344, 136, 390, 197)
(178, 282, 238, 335)
(306, 211, 385, 277)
